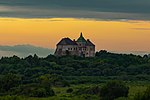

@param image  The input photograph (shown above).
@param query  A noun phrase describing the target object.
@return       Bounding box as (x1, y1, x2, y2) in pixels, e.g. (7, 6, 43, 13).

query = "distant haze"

(0, 44, 149, 58)
(111, 51, 150, 57)
(0, 45, 54, 58)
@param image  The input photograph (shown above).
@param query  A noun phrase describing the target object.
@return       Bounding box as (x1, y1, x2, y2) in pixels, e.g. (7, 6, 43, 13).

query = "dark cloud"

(0, 0, 150, 20)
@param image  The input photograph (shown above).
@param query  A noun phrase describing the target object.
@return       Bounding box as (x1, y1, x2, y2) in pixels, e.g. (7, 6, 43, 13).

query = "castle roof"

(57, 38, 77, 46)
(77, 32, 87, 43)
(86, 39, 95, 46)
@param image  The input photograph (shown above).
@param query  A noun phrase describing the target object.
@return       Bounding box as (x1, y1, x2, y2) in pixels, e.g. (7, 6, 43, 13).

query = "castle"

(54, 33, 95, 57)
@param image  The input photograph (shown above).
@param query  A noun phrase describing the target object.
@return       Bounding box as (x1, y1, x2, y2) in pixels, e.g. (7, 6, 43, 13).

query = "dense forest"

(0, 50, 150, 100)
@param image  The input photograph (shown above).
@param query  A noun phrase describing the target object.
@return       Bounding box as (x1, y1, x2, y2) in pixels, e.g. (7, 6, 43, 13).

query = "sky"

(0, 0, 150, 52)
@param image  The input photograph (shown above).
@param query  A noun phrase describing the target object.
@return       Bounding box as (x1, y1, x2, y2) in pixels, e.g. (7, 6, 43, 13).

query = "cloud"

(0, 45, 54, 58)
(0, 0, 150, 20)
(132, 28, 150, 30)
(111, 51, 150, 56)
(0, 6, 12, 12)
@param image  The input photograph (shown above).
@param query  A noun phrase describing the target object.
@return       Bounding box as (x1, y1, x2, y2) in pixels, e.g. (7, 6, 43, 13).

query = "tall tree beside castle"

(55, 33, 95, 57)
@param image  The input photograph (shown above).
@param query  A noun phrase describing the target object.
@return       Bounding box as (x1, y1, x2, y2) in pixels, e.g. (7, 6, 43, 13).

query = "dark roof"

(86, 39, 95, 46)
(77, 32, 87, 43)
(57, 38, 77, 46)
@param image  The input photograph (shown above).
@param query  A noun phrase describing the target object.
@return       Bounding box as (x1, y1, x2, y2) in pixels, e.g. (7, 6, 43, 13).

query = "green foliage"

(100, 81, 129, 100)
(38, 74, 69, 87)
(0, 73, 21, 94)
(133, 86, 150, 100)
(79, 94, 99, 100)
(0, 95, 25, 100)
(10, 83, 55, 97)
(66, 88, 73, 93)
(28, 87, 55, 97)
(0, 51, 150, 79)
(0, 51, 150, 98)
(74, 86, 101, 95)
(114, 97, 128, 100)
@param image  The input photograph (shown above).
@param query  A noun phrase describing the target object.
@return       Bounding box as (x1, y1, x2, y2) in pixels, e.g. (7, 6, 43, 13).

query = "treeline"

(0, 50, 150, 98)
(0, 50, 150, 77)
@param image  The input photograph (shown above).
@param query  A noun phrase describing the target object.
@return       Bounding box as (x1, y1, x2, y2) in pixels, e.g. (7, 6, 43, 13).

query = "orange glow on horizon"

(0, 17, 150, 51)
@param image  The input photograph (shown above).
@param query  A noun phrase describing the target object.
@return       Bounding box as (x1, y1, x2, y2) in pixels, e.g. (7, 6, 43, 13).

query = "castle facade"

(54, 33, 95, 57)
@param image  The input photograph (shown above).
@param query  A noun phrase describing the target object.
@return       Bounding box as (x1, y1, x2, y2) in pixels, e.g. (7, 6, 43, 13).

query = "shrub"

(31, 87, 55, 97)
(66, 88, 73, 93)
(100, 80, 129, 100)
(133, 86, 150, 100)
(11, 83, 55, 97)
(75, 86, 101, 95)
(0, 95, 25, 100)
(0, 73, 21, 93)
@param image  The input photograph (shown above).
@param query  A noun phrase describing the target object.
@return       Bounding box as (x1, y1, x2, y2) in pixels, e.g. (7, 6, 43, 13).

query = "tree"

(100, 81, 129, 100)
(134, 86, 150, 100)
(0, 73, 21, 93)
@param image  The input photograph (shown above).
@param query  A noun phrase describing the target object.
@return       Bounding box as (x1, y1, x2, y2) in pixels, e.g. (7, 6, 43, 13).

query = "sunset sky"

(0, 0, 150, 52)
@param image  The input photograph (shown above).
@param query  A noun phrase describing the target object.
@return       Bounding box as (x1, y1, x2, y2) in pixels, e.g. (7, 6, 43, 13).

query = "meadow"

(0, 81, 149, 100)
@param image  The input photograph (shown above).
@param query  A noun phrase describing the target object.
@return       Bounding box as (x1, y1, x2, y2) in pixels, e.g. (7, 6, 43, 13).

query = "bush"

(29, 87, 55, 97)
(133, 86, 150, 100)
(115, 97, 128, 100)
(11, 83, 55, 97)
(0, 73, 21, 93)
(31, 87, 55, 97)
(100, 80, 129, 100)
(66, 88, 73, 93)
(0, 95, 25, 100)
(75, 86, 101, 95)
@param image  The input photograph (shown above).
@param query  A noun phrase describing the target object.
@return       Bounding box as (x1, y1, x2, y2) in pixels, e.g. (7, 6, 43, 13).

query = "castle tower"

(76, 32, 87, 57)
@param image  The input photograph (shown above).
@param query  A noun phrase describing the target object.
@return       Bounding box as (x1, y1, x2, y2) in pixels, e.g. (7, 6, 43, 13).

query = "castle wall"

(82, 46, 95, 57)
(55, 45, 78, 56)
(87, 46, 95, 57)
(55, 44, 95, 57)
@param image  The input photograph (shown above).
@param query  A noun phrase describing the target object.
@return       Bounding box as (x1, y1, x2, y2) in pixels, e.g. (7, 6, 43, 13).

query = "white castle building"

(54, 33, 95, 57)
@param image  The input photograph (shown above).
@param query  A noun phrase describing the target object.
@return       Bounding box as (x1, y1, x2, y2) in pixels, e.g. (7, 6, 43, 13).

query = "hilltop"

(0, 50, 150, 99)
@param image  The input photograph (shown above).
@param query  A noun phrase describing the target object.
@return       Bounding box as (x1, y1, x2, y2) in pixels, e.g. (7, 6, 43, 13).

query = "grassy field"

(0, 81, 149, 100)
